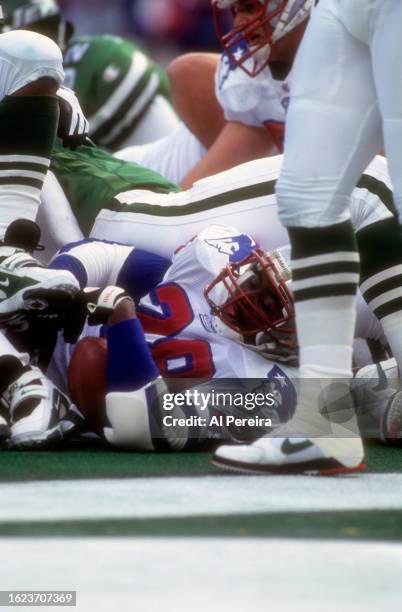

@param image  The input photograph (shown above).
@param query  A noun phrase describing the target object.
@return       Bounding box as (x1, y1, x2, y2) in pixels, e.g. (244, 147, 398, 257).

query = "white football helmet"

(212, 0, 313, 76)
(205, 247, 295, 346)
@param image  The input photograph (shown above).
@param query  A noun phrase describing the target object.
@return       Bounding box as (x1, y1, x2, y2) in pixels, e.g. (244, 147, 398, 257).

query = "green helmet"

(0, 0, 73, 48)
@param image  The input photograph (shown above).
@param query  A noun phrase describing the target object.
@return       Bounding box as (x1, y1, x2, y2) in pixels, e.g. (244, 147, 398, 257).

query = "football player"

(133, 0, 312, 188)
(0, 2, 93, 441)
(43, 225, 297, 450)
(0, 2, 92, 327)
(217, 0, 402, 474)
(1, 0, 180, 149)
(0, 223, 295, 449)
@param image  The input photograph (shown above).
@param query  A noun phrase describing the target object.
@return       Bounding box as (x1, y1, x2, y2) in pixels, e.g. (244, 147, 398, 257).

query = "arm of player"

(49, 240, 171, 300)
(101, 300, 194, 451)
(179, 121, 276, 190)
(167, 52, 224, 149)
(103, 300, 160, 449)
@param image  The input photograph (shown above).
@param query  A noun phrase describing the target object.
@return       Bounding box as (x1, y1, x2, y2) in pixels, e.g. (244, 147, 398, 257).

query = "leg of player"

(214, 0, 382, 474)
(0, 30, 64, 233)
(369, 0, 402, 228)
(0, 31, 79, 321)
(357, 216, 402, 374)
(90, 156, 288, 254)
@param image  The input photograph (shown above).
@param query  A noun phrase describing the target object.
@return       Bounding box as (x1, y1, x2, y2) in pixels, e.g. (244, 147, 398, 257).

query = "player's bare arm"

(167, 52, 224, 149)
(180, 120, 275, 189)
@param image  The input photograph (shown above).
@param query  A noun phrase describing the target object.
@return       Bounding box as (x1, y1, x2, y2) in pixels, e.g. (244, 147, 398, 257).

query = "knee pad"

(0, 30, 64, 99)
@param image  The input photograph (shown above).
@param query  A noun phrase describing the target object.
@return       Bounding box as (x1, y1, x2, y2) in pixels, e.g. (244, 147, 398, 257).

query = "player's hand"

(84, 286, 134, 326)
(56, 86, 90, 149)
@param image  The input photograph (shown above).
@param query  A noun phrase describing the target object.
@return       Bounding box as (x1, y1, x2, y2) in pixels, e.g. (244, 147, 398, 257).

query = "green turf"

(1, 509, 402, 540)
(1, 442, 401, 541)
(0, 441, 401, 482)
(0, 447, 221, 481)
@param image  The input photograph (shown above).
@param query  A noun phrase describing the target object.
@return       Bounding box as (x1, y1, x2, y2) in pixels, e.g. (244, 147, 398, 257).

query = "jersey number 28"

(138, 283, 215, 379)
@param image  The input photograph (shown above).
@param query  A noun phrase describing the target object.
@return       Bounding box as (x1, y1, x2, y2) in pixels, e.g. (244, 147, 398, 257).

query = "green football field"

(1, 442, 402, 611)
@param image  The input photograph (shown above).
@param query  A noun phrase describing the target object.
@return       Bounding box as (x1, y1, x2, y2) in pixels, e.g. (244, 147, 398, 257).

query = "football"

(67, 336, 108, 434)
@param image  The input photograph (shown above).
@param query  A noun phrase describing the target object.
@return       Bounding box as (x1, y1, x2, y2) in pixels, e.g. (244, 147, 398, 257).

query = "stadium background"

(59, 0, 222, 62)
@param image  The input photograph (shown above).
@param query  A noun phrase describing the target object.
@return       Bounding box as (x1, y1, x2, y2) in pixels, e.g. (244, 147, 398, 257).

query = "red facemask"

(204, 248, 295, 345)
(212, 0, 287, 77)
(212, 0, 312, 77)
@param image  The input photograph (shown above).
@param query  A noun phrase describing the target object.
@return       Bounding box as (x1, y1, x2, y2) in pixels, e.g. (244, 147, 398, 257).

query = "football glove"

(56, 86, 90, 149)
(84, 286, 133, 325)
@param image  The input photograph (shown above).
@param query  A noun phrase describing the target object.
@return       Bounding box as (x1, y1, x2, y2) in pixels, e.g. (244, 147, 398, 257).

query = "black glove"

(57, 86, 90, 149)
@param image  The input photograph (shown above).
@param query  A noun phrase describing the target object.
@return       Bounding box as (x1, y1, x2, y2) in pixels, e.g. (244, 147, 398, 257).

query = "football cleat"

(0, 245, 79, 326)
(212, 435, 365, 475)
(3, 365, 84, 450)
(381, 390, 402, 446)
(353, 358, 402, 444)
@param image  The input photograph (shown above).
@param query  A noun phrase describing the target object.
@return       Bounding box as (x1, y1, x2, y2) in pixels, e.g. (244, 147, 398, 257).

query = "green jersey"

(63, 34, 172, 149)
(50, 141, 180, 236)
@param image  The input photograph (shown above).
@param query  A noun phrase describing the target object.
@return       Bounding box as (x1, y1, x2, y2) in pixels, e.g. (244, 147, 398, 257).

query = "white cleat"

(353, 358, 402, 444)
(212, 435, 365, 475)
(3, 366, 83, 450)
(382, 390, 402, 446)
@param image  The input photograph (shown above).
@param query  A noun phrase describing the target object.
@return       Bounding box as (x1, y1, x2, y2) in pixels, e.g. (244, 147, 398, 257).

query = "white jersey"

(113, 48, 293, 182)
(138, 224, 298, 384)
(215, 51, 292, 151)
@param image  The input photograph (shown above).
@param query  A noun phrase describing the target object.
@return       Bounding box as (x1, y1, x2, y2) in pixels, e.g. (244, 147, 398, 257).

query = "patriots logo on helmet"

(205, 234, 257, 262)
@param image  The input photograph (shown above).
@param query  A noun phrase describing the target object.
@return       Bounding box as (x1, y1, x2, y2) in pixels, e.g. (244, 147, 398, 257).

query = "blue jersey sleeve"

(117, 248, 171, 302)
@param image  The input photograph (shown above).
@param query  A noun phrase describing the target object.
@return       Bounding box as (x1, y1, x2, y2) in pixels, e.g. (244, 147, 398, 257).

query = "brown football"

(67, 336, 108, 434)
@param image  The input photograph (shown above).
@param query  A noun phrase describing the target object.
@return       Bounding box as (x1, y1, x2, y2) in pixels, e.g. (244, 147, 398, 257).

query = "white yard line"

(1, 538, 402, 612)
(1, 473, 402, 522)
